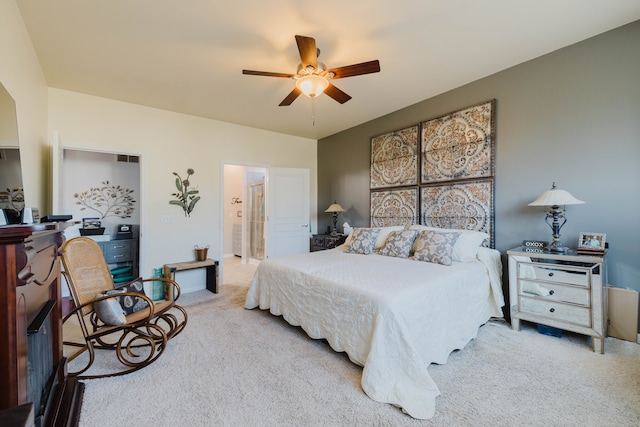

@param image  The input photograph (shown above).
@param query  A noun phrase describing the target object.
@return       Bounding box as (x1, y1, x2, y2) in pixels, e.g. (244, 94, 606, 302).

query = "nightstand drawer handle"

(549, 308, 555, 313)
(549, 290, 555, 295)
(548, 272, 554, 277)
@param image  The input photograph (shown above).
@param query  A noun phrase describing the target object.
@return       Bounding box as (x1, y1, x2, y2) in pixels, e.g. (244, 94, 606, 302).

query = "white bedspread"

(244, 247, 504, 419)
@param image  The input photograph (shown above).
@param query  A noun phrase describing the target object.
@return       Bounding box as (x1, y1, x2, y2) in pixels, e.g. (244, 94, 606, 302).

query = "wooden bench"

(163, 258, 219, 293)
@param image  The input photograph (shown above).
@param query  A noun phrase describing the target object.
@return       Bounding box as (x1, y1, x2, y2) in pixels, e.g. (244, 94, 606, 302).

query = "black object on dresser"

(311, 234, 347, 252)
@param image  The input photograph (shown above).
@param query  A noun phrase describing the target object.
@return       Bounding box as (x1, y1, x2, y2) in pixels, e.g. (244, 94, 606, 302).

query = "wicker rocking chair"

(61, 236, 188, 379)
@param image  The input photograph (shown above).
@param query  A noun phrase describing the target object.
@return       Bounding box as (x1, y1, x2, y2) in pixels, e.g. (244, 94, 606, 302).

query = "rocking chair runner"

(61, 236, 188, 379)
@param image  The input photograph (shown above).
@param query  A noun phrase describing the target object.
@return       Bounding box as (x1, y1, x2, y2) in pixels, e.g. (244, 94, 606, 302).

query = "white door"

(266, 167, 310, 258)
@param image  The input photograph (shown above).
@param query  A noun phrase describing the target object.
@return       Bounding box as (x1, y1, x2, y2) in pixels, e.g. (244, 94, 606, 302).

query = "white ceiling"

(16, 0, 640, 140)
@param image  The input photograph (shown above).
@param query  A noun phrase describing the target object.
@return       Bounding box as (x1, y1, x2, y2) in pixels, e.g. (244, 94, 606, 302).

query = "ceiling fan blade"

(326, 60, 380, 79)
(279, 88, 302, 106)
(324, 83, 352, 104)
(242, 70, 295, 78)
(295, 35, 318, 70)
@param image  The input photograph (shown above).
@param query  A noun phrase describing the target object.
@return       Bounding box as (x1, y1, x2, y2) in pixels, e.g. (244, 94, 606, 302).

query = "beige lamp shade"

(528, 183, 585, 207)
(324, 203, 345, 213)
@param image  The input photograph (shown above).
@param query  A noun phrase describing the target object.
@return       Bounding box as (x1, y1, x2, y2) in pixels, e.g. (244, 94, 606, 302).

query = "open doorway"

(53, 147, 142, 297)
(221, 165, 311, 286)
(222, 164, 266, 285)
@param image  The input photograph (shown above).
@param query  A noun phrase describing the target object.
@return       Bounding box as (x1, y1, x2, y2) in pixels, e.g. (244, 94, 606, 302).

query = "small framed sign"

(578, 232, 606, 252)
(522, 240, 548, 249)
(82, 217, 101, 229)
(522, 240, 548, 253)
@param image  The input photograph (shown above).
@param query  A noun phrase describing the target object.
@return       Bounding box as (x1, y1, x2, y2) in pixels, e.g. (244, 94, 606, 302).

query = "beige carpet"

(71, 263, 640, 426)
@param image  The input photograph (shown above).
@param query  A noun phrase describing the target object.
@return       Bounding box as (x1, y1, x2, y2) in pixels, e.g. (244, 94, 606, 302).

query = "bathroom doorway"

(222, 164, 266, 270)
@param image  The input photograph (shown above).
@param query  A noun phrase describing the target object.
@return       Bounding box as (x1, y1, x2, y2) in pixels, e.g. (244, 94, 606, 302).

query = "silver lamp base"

(546, 241, 569, 253)
(545, 206, 569, 253)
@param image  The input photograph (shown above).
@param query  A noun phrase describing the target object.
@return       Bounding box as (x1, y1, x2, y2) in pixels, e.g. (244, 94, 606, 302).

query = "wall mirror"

(0, 82, 24, 224)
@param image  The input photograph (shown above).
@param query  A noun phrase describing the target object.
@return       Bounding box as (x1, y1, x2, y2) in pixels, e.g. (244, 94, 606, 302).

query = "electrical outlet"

(161, 214, 174, 224)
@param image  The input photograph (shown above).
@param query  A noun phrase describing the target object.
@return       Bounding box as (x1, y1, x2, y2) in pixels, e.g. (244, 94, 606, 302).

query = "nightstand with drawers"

(507, 247, 608, 353)
(311, 234, 346, 251)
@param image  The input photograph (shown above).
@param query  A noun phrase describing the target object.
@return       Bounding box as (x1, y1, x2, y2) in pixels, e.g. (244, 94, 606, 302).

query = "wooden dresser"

(311, 234, 347, 252)
(0, 224, 83, 426)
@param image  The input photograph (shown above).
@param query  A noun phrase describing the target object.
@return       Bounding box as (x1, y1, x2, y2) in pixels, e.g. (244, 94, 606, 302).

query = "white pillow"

(374, 226, 406, 250)
(408, 225, 489, 262)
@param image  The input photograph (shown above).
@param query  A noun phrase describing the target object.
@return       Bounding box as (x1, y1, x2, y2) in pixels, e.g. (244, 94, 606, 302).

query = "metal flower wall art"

(170, 168, 200, 217)
(74, 181, 136, 219)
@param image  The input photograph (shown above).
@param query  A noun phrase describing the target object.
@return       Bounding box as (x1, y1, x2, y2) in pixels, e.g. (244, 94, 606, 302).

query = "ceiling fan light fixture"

(296, 74, 329, 98)
(242, 35, 380, 106)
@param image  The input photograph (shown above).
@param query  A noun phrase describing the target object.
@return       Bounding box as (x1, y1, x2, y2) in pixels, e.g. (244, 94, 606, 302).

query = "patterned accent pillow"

(411, 230, 460, 265)
(107, 278, 149, 316)
(408, 225, 489, 262)
(379, 229, 419, 258)
(345, 228, 381, 255)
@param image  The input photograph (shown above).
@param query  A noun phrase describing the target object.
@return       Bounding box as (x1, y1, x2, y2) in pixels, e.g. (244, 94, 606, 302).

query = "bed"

(244, 225, 505, 419)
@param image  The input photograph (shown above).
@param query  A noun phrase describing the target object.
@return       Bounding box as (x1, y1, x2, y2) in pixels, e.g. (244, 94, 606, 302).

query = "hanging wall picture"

(170, 168, 200, 217)
(420, 180, 494, 245)
(370, 125, 419, 189)
(421, 100, 495, 184)
(74, 181, 136, 219)
(370, 187, 418, 227)
(369, 99, 496, 246)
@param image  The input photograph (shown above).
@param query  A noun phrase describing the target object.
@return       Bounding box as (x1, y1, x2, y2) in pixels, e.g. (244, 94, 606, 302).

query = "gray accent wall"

(318, 21, 640, 324)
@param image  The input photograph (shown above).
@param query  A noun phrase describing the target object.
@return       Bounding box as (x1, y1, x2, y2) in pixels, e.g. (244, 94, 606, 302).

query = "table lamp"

(528, 182, 584, 252)
(324, 201, 345, 236)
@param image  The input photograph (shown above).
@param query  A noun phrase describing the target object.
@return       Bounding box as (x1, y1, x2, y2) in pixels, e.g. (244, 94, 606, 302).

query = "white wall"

(1, 2, 318, 293)
(0, 0, 49, 212)
(48, 88, 317, 292)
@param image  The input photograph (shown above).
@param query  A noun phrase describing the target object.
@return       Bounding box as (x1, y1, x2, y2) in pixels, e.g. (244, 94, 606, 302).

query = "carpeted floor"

(70, 261, 640, 426)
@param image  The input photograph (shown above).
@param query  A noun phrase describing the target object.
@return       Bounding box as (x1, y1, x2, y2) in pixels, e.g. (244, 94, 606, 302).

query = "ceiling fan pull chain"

(311, 98, 316, 126)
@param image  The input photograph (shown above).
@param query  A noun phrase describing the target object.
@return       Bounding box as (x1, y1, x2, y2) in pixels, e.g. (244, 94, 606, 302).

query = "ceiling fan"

(242, 35, 381, 106)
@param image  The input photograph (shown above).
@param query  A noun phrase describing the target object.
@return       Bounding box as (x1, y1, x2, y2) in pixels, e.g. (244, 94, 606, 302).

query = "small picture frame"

(82, 217, 101, 229)
(578, 232, 606, 251)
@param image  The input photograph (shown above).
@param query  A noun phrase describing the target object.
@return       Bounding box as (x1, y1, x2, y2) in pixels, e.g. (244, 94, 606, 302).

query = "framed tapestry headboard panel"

(370, 99, 496, 247)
